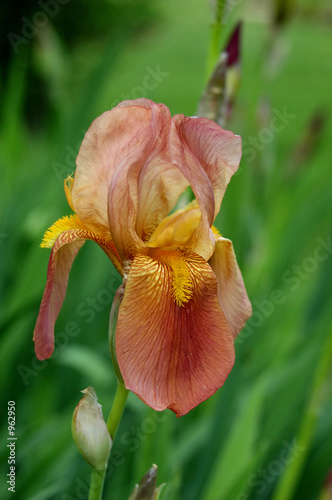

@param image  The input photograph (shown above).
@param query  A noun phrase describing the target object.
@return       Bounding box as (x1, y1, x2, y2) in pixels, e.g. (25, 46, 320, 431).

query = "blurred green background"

(1, 0, 332, 499)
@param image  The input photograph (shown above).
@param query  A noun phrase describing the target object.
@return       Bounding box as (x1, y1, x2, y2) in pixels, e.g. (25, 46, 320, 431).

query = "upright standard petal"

(73, 99, 188, 261)
(107, 102, 168, 259)
(173, 115, 242, 219)
(72, 104, 153, 248)
(129, 101, 189, 242)
(34, 217, 121, 360)
(170, 117, 215, 226)
(146, 203, 202, 251)
(108, 100, 189, 259)
(146, 201, 215, 262)
(116, 251, 235, 416)
(209, 236, 252, 337)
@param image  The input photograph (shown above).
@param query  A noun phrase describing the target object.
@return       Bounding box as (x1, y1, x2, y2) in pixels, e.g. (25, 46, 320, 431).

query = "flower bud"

(128, 465, 165, 500)
(72, 387, 112, 471)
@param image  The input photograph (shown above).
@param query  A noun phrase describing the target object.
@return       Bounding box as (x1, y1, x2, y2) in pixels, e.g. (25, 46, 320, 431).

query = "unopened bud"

(128, 465, 165, 500)
(72, 387, 111, 471)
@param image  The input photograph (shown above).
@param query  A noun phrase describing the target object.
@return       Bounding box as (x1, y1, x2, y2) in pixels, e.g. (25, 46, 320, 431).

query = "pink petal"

(173, 115, 242, 219)
(73, 102, 154, 252)
(136, 151, 189, 243)
(34, 228, 121, 360)
(116, 250, 235, 416)
(108, 100, 188, 259)
(209, 236, 252, 337)
(74, 98, 188, 261)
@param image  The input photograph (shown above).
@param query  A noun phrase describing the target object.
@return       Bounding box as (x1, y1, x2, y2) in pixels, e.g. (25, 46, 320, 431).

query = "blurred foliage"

(0, 0, 157, 129)
(1, 0, 332, 499)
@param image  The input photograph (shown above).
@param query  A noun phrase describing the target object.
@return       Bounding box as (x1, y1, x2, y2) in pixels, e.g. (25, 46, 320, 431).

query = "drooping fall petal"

(173, 115, 242, 219)
(209, 236, 252, 338)
(34, 218, 121, 360)
(116, 251, 235, 417)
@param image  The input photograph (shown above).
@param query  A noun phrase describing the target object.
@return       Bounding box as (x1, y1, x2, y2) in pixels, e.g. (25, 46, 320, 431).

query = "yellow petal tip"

(64, 174, 75, 211)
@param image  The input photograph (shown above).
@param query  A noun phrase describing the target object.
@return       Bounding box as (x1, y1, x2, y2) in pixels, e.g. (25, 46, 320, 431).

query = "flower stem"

(109, 283, 126, 384)
(206, 0, 225, 78)
(107, 382, 129, 440)
(87, 278, 129, 499)
(88, 469, 106, 500)
(87, 383, 129, 500)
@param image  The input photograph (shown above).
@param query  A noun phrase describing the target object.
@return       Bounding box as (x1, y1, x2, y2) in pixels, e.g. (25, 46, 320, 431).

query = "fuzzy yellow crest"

(41, 215, 87, 248)
(211, 225, 221, 237)
(166, 252, 193, 307)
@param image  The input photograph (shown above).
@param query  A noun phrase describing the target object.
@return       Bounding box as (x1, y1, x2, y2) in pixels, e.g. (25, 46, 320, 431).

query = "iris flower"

(34, 99, 251, 416)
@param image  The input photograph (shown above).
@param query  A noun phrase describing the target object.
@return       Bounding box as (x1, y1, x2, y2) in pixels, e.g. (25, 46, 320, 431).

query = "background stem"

(206, 0, 225, 77)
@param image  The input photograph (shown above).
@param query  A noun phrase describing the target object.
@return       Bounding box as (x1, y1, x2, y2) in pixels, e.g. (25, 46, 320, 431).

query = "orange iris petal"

(173, 115, 242, 219)
(116, 251, 235, 416)
(34, 225, 121, 360)
(146, 202, 215, 261)
(146, 204, 201, 249)
(209, 236, 252, 337)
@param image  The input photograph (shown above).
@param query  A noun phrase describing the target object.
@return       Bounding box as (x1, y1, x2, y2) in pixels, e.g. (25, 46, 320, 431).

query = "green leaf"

(202, 378, 267, 500)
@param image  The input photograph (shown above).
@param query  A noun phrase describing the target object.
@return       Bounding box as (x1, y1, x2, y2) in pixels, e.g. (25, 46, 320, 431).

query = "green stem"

(109, 284, 126, 384)
(107, 382, 129, 440)
(87, 280, 129, 500)
(272, 330, 332, 500)
(206, 0, 225, 78)
(206, 22, 222, 78)
(88, 469, 107, 500)
(87, 383, 129, 500)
